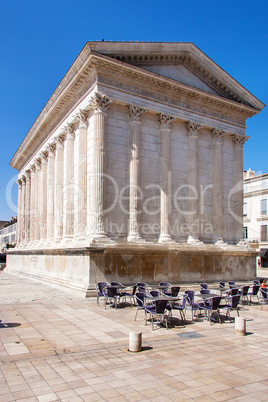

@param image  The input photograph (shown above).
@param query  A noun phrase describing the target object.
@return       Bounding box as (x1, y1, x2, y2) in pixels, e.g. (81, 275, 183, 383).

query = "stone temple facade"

(8, 42, 264, 295)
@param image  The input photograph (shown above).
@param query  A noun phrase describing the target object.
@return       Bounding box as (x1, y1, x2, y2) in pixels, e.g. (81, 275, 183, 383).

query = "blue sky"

(0, 0, 267, 220)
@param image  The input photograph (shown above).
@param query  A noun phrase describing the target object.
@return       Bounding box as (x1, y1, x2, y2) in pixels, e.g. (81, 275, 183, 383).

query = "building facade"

(0, 218, 17, 251)
(8, 42, 264, 295)
(243, 169, 268, 266)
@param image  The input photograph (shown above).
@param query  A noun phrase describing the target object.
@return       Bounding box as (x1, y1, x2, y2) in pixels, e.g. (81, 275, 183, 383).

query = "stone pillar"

(40, 152, 48, 241)
(16, 178, 23, 246)
(88, 93, 111, 240)
(63, 124, 75, 240)
(232, 134, 247, 244)
(25, 170, 31, 244)
(47, 144, 56, 241)
(186, 121, 203, 244)
(212, 128, 226, 244)
(35, 159, 41, 242)
(54, 135, 65, 242)
(74, 110, 88, 239)
(158, 112, 175, 243)
(127, 104, 146, 242)
(29, 165, 36, 243)
(20, 175, 26, 244)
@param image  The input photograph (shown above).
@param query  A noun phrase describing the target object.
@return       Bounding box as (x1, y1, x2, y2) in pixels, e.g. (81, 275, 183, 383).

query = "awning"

(260, 249, 268, 257)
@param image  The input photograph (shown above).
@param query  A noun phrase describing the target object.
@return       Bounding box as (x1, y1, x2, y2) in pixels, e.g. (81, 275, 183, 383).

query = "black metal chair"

(96, 282, 107, 306)
(145, 299, 169, 330)
(198, 296, 222, 325)
(103, 286, 120, 309)
(220, 295, 241, 321)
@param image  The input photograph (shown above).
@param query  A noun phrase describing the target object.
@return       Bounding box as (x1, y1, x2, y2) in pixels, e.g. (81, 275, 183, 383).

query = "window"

(243, 227, 248, 239)
(260, 225, 268, 242)
(261, 199, 267, 215)
(262, 179, 268, 190)
(243, 202, 247, 217)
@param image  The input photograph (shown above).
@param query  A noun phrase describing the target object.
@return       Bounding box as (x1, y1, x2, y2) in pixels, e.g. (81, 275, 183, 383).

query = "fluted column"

(74, 110, 88, 239)
(47, 144, 55, 241)
(54, 135, 65, 242)
(186, 121, 203, 244)
(16, 178, 23, 246)
(20, 175, 26, 244)
(212, 128, 226, 244)
(29, 165, 36, 243)
(25, 170, 31, 244)
(35, 159, 41, 242)
(88, 93, 111, 239)
(40, 152, 48, 241)
(232, 134, 247, 244)
(127, 104, 146, 241)
(63, 124, 75, 240)
(158, 112, 175, 243)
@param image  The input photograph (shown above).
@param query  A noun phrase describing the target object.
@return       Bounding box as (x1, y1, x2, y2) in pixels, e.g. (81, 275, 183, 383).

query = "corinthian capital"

(186, 120, 203, 136)
(128, 104, 147, 121)
(89, 93, 112, 113)
(232, 133, 248, 148)
(212, 128, 227, 143)
(75, 109, 88, 124)
(157, 112, 175, 129)
(63, 123, 75, 138)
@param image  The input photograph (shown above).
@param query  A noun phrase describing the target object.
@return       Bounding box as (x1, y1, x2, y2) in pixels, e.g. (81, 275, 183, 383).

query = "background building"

(8, 42, 264, 294)
(243, 169, 268, 266)
(0, 217, 17, 251)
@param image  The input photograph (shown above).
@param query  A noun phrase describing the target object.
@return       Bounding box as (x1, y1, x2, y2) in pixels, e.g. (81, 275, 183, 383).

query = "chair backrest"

(171, 286, 180, 297)
(159, 281, 170, 287)
(155, 299, 168, 314)
(181, 295, 188, 308)
(185, 290, 195, 304)
(231, 295, 240, 308)
(241, 285, 250, 296)
(230, 288, 239, 296)
(132, 285, 137, 296)
(219, 281, 225, 289)
(211, 296, 222, 310)
(138, 286, 146, 293)
(252, 285, 260, 295)
(253, 280, 260, 285)
(261, 287, 267, 299)
(229, 281, 236, 289)
(97, 282, 107, 295)
(150, 290, 159, 297)
(136, 292, 146, 307)
(200, 283, 208, 290)
(107, 286, 118, 297)
(200, 289, 210, 294)
(137, 282, 147, 288)
(111, 281, 124, 287)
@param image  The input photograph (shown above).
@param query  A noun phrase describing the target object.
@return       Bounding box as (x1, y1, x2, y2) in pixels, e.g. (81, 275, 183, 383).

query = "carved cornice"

(128, 104, 147, 121)
(186, 120, 203, 136)
(212, 128, 227, 143)
(89, 92, 111, 113)
(157, 112, 175, 129)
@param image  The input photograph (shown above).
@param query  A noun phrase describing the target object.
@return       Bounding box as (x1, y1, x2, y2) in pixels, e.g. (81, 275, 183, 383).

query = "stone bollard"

(129, 332, 142, 352)
(235, 317, 246, 336)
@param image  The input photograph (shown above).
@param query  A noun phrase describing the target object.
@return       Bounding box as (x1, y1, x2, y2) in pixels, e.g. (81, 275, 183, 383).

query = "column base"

(88, 232, 113, 244)
(158, 233, 175, 243)
(187, 235, 203, 245)
(127, 232, 145, 242)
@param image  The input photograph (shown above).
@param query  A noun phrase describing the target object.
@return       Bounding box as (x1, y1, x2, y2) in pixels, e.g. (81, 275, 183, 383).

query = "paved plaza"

(0, 270, 268, 401)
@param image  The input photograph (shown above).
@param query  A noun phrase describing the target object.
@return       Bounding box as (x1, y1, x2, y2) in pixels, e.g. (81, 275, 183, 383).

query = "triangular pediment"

(138, 63, 219, 95)
(87, 41, 264, 110)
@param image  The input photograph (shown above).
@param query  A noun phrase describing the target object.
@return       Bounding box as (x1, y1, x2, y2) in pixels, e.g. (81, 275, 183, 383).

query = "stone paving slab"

(0, 271, 268, 401)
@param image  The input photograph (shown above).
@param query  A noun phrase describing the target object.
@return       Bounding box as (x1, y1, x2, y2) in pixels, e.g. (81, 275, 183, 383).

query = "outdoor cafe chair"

(219, 281, 225, 289)
(248, 285, 260, 304)
(200, 289, 211, 295)
(169, 294, 187, 325)
(145, 299, 169, 330)
(260, 287, 268, 310)
(135, 292, 147, 321)
(197, 296, 222, 325)
(228, 281, 236, 289)
(165, 286, 180, 297)
(253, 280, 260, 285)
(200, 283, 208, 291)
(137, 282, 149, 293)
(120, 285, 137, 307)
(96, 282, 107, 306)
(237, 285, 250, 305)
(159, 282, 171, 294)
(184, 290, 199, 321)
(219, 295, 241, 321)
(103, 286, 121, 309)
